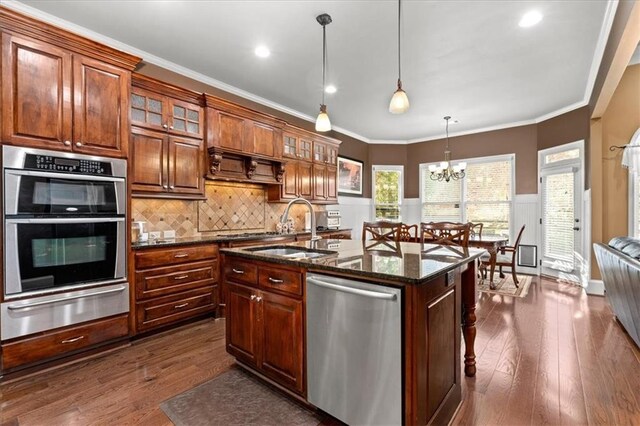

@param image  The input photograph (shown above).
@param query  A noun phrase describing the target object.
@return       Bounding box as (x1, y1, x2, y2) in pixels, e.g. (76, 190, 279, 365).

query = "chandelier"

(429, 116, 466, 182)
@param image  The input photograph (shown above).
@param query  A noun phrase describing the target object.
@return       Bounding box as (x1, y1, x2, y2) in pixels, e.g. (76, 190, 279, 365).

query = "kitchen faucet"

(281, 197, 322, 242)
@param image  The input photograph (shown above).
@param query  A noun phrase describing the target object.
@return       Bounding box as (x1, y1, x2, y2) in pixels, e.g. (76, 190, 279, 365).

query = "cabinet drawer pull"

(268, 277, 284, 284)
(61, 335, 85, 344)
(174, 274, 189, 280)
(232, 268, 245, 274)
(174, 253, 189, 258)
(174, 302, 189, 309)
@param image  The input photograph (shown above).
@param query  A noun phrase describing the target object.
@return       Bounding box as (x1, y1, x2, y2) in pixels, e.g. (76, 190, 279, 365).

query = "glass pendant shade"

(315, 104, 331, 132)
(389, 84, 410, 114)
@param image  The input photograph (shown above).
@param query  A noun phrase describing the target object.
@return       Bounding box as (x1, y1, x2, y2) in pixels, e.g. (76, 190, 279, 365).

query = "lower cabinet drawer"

(136, 260, 218, 300)
(223, 258, 258, 287)
(136, 287, 216, 332)
(1, 315, 128, 371)
(258, 266, 302, 296)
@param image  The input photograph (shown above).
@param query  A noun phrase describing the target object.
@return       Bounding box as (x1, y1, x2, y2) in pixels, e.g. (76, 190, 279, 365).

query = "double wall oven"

(2, 146, 129, 340)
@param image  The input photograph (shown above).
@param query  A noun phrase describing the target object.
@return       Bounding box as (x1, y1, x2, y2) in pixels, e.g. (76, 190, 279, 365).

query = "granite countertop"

(221, 239, 486, 285)
(131, 229, 352, 249)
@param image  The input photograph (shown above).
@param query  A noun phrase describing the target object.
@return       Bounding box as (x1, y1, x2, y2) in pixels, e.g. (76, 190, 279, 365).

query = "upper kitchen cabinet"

(130, 74, 205, 199)
(313, 138, 340, 166)
(131, 74, 204, 139)
(0, 8, 140, 158)
(205, 94, 285, 159)
(283, 132, 313, 162)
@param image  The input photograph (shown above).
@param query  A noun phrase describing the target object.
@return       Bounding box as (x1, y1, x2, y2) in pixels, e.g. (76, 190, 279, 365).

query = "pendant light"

(389, 0, 409, 114)
(316, 13, 332, 132)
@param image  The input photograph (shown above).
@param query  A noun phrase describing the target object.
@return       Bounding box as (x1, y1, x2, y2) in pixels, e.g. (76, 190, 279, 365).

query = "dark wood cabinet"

(268, 126, 339, 204)
(1, 32, 134, 158)
(131, 76, 204, 140)
(260, 291, 304, 393)
(205, 94, 285, 160)
(1, 33, 72, 150)
(133, 243, 218, 335)
(224, 256, 305, 394)
(131, 127, 204, 198)
(72, 55, 129, 157)
(1, 315, 128, 372)
(313, 164, 327, 200)
(130, 74, 204, 199)
(226, 282, 261, 366)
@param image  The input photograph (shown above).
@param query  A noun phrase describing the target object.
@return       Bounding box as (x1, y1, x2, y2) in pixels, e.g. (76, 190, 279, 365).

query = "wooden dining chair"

(468, 222, 483, 239)
(484, 225, 526, 286)
(419, 222, 471, 247)
(399, 224, 418, 242)
(362, 221, 402, 242)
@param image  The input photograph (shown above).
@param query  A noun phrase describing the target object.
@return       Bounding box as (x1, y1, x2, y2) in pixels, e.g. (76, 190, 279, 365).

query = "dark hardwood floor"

(1, 276, 638, 425)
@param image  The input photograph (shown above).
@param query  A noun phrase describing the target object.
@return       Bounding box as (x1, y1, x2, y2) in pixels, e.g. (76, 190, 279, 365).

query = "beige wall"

(590, 64, 640, 277)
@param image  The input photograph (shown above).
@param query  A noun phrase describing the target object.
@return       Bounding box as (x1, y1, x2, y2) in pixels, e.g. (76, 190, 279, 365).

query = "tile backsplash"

(132, 181, 325, 238)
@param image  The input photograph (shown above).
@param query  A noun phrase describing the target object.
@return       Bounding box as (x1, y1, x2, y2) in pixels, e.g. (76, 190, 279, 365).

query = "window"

(420, 155, 513, 237)
(373, 166, 403, 221)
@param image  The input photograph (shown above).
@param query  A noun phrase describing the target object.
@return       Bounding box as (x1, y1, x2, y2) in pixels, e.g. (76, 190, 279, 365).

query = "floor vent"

(518, 245, 538, 268)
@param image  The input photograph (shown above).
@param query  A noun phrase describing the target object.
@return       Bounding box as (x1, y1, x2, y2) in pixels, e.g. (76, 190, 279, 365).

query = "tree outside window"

(373, 166, 403, 222)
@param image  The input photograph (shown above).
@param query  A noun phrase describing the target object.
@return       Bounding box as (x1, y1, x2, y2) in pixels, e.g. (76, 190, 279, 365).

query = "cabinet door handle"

(170, 185, 175, 189)
(169, 125, 174, 130)
(174, 253, 189, 258)
(163, 124, 168, 129)
(174, 302, 189, 309)
(163, 185, 168, 189)
(75, 142, 82, 147)
(255, 296, 263, 303)
(232, 268, 245, 274)
(174, 274, 189, 280)
(61, 335, 85, 344)
(268, 277, 284, 284)
(250, 295, 257, 301)
(64, 140, 72, 146)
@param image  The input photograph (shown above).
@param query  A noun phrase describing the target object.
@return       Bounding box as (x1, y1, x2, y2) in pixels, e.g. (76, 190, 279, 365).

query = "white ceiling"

(9, 0, 613, 142)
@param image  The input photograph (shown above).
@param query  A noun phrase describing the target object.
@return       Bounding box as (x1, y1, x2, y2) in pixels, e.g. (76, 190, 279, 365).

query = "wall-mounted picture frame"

(338, 156, 363, 196)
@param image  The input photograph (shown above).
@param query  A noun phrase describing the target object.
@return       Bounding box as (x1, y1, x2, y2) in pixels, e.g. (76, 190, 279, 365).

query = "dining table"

(468, 235, 509, 289)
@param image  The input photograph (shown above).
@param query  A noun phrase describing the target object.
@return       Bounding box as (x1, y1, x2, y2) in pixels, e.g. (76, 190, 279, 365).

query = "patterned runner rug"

(478, 274, 533, 298)
(161, 366, 321, 425)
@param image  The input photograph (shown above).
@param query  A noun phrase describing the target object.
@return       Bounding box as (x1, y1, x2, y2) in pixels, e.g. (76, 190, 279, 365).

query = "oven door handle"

(6, 286, 127, 311)
(5, 217, 125, 224)
(4, 169, 124, 183)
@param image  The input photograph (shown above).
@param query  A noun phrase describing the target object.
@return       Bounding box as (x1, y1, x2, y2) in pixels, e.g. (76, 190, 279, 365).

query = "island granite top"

(221, 239, 486, 284)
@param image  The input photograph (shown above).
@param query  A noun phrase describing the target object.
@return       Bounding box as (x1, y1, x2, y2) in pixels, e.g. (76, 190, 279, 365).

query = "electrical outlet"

(163, 230, 176, 239)
(149, 231, 161, 240)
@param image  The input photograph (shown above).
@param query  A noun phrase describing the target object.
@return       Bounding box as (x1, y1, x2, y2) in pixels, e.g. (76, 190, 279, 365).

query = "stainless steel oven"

(2, 146, 129, 340)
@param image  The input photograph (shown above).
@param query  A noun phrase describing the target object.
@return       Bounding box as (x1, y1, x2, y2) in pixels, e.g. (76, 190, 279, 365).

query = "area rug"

(478, 274, 533, 298)
(160, 366, 321, 426)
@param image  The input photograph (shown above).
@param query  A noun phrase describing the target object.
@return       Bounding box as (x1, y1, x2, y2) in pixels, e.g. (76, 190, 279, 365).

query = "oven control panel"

(24, 154, 113, 175)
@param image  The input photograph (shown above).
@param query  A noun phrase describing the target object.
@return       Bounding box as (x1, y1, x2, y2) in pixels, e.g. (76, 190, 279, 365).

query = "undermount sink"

(247, 246, 335, 259)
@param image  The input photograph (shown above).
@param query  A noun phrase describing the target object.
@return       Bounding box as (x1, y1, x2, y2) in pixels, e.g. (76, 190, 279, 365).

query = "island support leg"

(461, 260, 478, 377)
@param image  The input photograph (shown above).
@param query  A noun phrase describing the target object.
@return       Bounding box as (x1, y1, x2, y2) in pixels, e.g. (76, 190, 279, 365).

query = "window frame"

(419, 153, 515, 239)
(372, 165, 404, 222)
(630, 171, 639, 238)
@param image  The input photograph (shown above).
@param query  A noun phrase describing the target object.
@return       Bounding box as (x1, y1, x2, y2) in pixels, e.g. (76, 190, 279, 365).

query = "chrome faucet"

(281, 197, 321, 242)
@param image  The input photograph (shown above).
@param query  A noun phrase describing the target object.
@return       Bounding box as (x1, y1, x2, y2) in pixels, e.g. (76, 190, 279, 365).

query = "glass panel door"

(540, 166, 581, 278)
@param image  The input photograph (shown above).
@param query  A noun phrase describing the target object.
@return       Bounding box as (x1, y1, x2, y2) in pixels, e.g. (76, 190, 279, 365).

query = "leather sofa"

(594, 237, 640, 348)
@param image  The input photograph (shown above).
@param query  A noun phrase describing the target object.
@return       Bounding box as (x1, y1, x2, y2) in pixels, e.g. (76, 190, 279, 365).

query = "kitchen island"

(221, 239, 485, 425)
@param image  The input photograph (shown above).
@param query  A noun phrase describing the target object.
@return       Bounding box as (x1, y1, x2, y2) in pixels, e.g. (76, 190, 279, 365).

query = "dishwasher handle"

(307, 277, 397, 301)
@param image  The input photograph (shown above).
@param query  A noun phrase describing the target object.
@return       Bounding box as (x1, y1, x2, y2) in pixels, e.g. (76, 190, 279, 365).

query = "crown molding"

(2, 0, 614, 146)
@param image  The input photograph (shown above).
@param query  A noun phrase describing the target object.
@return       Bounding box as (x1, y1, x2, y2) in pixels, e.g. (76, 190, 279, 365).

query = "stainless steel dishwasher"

(306, 273, 402, 425)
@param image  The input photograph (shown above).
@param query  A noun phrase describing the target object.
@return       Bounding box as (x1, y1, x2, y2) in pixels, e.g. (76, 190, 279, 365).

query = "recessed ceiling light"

(519, 11, 543, 28)
(254, 45, 270, 58)
(325, 85, 337, 94)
